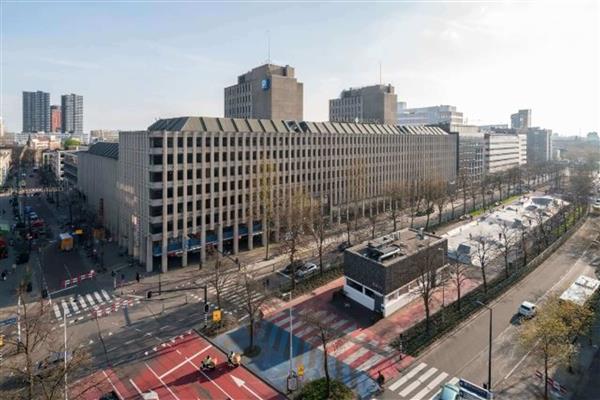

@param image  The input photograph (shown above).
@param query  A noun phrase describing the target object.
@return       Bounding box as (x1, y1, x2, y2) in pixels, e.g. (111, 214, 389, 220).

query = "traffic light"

(147, 291, 152, 299)
(204, 303, 209, 313)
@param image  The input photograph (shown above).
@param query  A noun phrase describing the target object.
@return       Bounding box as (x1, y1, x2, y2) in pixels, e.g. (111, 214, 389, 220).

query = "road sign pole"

(17, 294, 21, 344)
(64, 312, 68, 400)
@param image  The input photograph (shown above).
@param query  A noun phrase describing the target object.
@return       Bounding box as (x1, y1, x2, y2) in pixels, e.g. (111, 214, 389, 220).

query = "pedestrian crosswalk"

(387, 361, 459, 400)
(52, 289, 117, 321)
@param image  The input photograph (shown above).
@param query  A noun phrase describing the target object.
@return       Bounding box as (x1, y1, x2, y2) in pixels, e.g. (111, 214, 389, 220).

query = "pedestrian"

(136, 272, 140, 283)
(264, 277, 270, 289)
(121, 273, 125, 282)
(377, 371, 385, 391)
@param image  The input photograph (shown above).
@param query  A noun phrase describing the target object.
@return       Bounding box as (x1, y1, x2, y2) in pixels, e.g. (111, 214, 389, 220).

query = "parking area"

(72, 330, 284, 400)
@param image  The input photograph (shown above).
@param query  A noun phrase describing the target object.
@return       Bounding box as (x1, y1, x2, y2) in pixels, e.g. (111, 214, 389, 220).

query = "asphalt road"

(383, 215, 599, 399)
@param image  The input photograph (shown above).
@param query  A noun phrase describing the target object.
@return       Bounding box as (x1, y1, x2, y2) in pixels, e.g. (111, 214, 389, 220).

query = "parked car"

(337, 241, 352, 252)
(282, 260, 303, 275)
(518, 301, 537, 318)
(295, 262, 318, 279)
(437, 383, 460, 400)
(36, 352, 71, 377)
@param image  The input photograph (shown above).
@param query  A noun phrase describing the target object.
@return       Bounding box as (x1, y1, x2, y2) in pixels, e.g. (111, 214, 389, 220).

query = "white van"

(518, 301, 537, 318)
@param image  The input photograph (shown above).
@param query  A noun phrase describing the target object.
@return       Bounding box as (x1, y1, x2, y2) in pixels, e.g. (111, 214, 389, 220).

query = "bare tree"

(306, 197, 329, 275)
(457, 169, 470, 215)
(342, 161, 366, 246)
(384, 181, 405, 232)
(474, 236, 493, 294)
(414, 249, 441, 334)
(434, 180, 449, 226)
(422, 180, 437, 230)
(480, 175, 491, 209)
(0, 289, 92, 400)
(205, 254, 236, 310)
(367, 205, 378, 239)
(497, 222, 517, 279)
(448, 260, 469, 312)
(407, 179, 423, 228)
(447, 183, 458, 221)
(237, 266, 270, 355)
(280, 188, 311, 290)
(298, 309, 338, 397)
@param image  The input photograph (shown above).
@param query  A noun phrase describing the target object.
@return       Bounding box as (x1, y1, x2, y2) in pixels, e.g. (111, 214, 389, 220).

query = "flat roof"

(560, 275, 600, 306)
(347, 228, 445, 266)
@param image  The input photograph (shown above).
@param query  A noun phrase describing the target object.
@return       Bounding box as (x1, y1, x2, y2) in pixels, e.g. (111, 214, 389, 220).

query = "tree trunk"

(249, 317, 255, 351)
(264, 226, 270, 260)
(323, 337, 331, 397)
(544, 352, 549, 400)
(481, 265, 488, 294)
(318, 240, 324, 275)
(425, 212, 431, 230)
(456, 283, 462, 312)
(392, 210, 398, 232)
(424, 299, 431, 334)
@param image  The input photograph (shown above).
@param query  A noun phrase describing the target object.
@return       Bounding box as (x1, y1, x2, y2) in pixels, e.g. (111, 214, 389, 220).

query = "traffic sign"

(297, 364, 304, 377)
(212, 309, 222, 322)
(0, 317, 17, 327)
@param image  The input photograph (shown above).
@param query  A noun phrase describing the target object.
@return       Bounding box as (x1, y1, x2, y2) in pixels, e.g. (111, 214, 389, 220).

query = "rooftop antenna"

(267, 30, 271, 64)
(379, 61, 382, 85)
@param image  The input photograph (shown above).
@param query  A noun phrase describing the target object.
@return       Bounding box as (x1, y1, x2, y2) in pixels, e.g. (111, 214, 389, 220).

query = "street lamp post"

(476, 300, 493, 390)
(283, 291, 295, 392)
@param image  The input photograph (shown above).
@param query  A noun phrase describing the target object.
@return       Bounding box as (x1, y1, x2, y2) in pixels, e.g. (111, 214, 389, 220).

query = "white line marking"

(129, 378, 143, 396)
(145, 362, 181, 400)
(53, 303, 61, 319)
(102, 370, 124, 400)
(342, 347, 369, 364)
(102, 289, 111, 301)
(94, 291, 104, 304)
(399, 367, 438, 398)
(159, 345, 211, 379)
(86, 293, 95, 306)
(389, 362, 427, 391)
(413, 372, 448, 400)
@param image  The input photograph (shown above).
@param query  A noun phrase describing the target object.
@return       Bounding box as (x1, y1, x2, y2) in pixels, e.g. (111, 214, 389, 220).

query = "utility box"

(59, 233, 73, 251)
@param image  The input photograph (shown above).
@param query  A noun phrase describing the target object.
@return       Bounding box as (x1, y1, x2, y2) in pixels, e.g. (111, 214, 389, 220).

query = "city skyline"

(1, 1, 598, 134)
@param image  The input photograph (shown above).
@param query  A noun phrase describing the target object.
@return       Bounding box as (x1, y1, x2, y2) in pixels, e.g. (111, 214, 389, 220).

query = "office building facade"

(438, 124, 485, 181)
(397, 104, 464, 126)
(51, 105, 61, 132)
(510, 109, 531, 129)
(61, 94, 84, 133)
(527, 128, 552, 165)
(22, 91, 50, 133)
(329, 84, 397, 124)
(484, 133, 522, 174)
(79, 116, 456, 272)
(224, 64, 303, 120)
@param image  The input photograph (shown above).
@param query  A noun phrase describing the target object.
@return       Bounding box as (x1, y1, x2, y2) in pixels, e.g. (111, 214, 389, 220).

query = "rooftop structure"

(397, 104, 464, 126)
(344, 228, 447, 316)
(329, 84, 397, 124)
(559, 275, 600, 306)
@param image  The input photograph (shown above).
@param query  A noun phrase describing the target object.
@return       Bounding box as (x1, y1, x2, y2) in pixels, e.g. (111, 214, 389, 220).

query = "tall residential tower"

(61, 93, 84, 133)
(22, 91, 50, 133)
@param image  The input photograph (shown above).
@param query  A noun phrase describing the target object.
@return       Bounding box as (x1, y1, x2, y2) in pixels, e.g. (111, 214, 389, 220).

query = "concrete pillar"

(146, 236, 153, 273)
(182, 236, 188, 267)
(161, 239, 168, 273)
(217, 224, 223, 253)
(233, 224, 239, 254)
(248, 219, 254, 250)
(261, 216, 267, 247)
(200, 229, 206, 263)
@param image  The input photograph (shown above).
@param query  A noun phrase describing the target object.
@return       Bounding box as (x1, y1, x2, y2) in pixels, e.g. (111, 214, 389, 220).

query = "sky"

(1, 1, 598, 135)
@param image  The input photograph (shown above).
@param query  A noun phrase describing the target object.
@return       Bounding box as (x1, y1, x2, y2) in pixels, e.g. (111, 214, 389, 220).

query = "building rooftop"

(347, 228, 445, 267)
(148, 116, 449, 136)
(87, 142, 119, 160)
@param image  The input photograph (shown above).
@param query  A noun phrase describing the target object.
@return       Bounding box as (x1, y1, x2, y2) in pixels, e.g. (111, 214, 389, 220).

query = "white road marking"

(413, 372, 448, 400)
(102, 370, 124, 400)
(399, 367, 438, 397)
(389, 362, 427, 391)
(94, 292, 104, 304)
(53, 303, 62, 319)
(101, 289, 111, 302)
(77, 295, 87, 310)
(158, 345, 212, 379)
(145, 362, 181, 400)
(184, 354, 234, 399)
(129, 378, 144, 396)
(86, 293, 95, 306)
(342, 347, 369, 364)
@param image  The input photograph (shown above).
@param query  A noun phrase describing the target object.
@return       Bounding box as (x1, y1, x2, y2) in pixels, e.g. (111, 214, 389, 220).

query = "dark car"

(15, 253, 29, 265)
(282, 260, 303, 275)
(337, 241, 352, 252)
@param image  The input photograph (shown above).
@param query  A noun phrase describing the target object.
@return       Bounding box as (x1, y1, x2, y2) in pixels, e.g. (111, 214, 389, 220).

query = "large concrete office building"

(484, 132, 525, 174)
(79, 116, 456, 272)
(527, 128, 552, 165)
(22, 91, 50, 133)
(50, 105, 62, 132)
(511, 109, 531, 129)
(329, 84, 397, 124)
(397, 104, 464, 126)
(61, 93, 84, 133)
(438, 123, 485, 181)
(224, 64, 303, 120)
